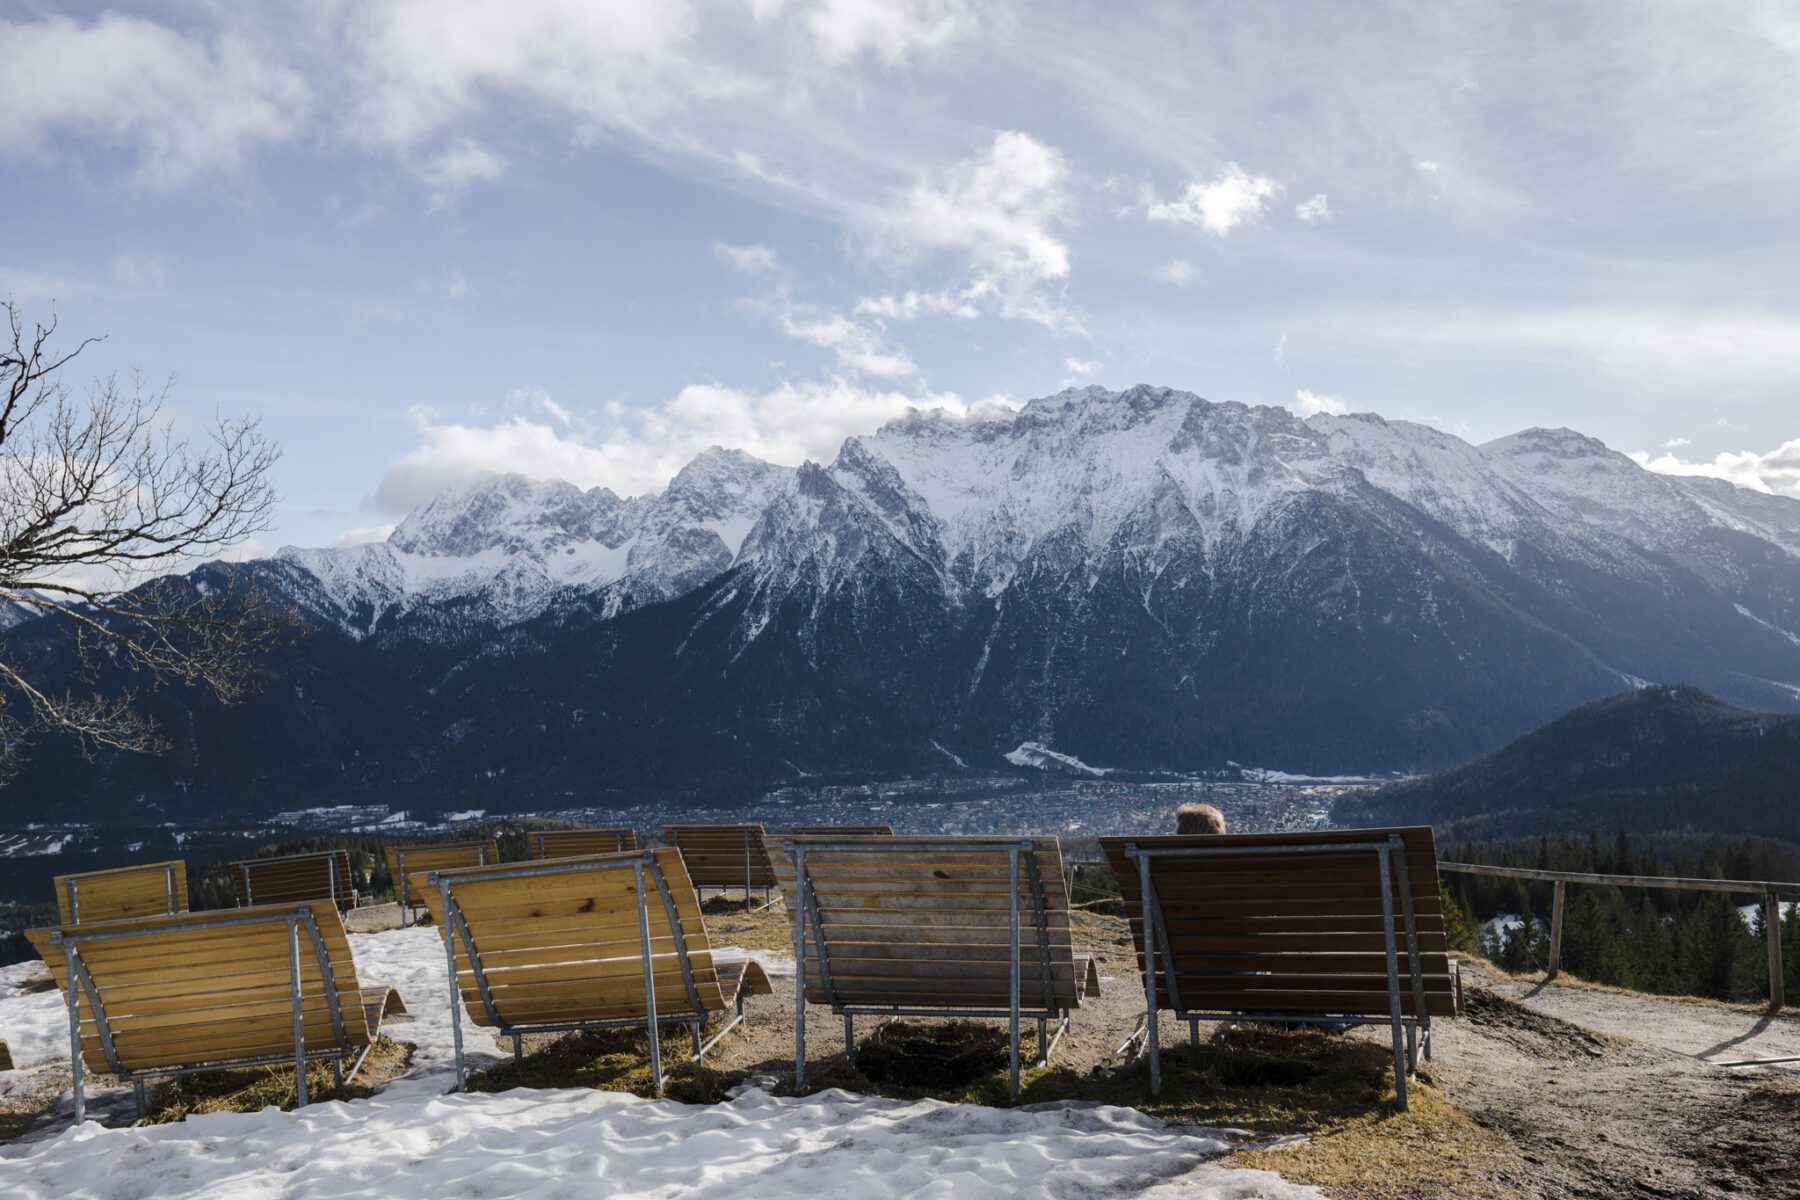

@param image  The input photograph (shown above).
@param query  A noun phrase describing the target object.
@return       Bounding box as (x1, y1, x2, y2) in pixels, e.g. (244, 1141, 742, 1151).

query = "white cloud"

(867, 131, 1076, 329)
(767, 296, 917, 377)
(1144, 164, 1281, 236)
(713, 241, 780, 273)
(806, 0, 972, 64)
(417, 266, 471, 300)
(1294, 194, 1333, 224)
(109, 252, 169, 287)
(1630, 439, 1800, 498)
(853, 288, 982, 321)
(373, 377, 1006, 508)
(1415, 160, 1441, 175)
(1291, 388, 1350, 417)
(1064, 357, 1101, 377)
(1663, 436, 1692, 448)
(343, 1, 703, 151)
(335, 524, 397, 547)
(1148, 259, 1201, 287)
(416, 140, 505, 196)
(0, 13, 305, 187)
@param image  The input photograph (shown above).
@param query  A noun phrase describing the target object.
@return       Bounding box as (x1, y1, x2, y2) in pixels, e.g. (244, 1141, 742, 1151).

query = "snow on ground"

(1736, 901, 1797, 930)
(0, 959, 65, 1069)
(347, 926, 505, 1096)
(1, 929, 1321, 1199)
(0, 1085, 1321, 1199)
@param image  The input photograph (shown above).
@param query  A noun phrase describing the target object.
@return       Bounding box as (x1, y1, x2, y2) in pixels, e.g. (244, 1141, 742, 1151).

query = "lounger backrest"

(419, 849, 729, 1029)
(54, 861, 188, 924)
(384, 840, 502, 909)
(662, 824, 776, 888)
(229, 851, 357, 908)
(26, 902, 376, 1077)
(529, 828, 639, 858)
(1098, 828, 1458, 1019)
(789, 825, 894, 836)
(775, 835, 1091, 1013)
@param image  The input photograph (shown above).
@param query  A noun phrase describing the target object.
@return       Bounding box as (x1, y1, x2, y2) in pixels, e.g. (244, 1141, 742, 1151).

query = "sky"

(2, 0, 1798, 554)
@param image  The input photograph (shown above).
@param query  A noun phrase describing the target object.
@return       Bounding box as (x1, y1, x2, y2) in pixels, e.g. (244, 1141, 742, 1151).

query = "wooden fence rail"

(1439, 861, 1791, 1013)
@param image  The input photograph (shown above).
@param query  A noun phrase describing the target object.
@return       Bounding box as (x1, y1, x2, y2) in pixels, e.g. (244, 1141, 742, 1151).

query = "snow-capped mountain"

(6, 385, 1799, 821)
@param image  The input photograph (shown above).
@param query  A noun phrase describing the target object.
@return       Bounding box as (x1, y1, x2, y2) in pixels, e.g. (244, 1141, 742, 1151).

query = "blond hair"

(1175, 803, 1227, 835)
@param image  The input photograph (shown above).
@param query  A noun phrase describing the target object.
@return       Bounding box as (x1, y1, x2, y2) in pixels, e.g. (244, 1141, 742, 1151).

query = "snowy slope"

(270, 449, 786, 636)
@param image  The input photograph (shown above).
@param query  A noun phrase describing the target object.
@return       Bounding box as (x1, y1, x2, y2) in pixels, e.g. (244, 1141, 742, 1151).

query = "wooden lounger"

(383, 840, 501, 927)
(54, 861, 188, 924)
(1099, 827, 1459, 1110)
(528, 828, 639, 858)
(27, 902, 405, 1121)
(662, 824, 778, 911)
(777, 834, 1102, 1100)
(788, 825, 894, 836)
(421, 849, 772, 1093)
(229, 850, 358, 910)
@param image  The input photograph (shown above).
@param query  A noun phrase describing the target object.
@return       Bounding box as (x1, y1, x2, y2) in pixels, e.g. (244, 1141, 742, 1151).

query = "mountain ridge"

(4, 385, 1798, 822)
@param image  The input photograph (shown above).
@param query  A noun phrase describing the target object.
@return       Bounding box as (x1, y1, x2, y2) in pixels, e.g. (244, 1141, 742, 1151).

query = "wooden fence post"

(1767, 893, 1785, 1013)
(1547, 880, 1566, 981)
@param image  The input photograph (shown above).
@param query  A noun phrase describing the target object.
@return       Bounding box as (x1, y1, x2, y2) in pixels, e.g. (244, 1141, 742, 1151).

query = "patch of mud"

(1463, 990, 1610, 1062)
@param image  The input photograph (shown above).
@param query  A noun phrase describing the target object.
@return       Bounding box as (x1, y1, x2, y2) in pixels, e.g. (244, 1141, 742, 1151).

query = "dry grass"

(1233, 1083, 1528, 1200)
(142, 1037, 413, 1124)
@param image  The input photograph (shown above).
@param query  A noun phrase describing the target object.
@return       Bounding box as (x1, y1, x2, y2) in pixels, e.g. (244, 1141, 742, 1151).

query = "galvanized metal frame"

(431, 851, 737, 1096)
(1122, 835, 1429, 1111)
(49, 907, 363, 1123)
(786, 837, 1073, 1102)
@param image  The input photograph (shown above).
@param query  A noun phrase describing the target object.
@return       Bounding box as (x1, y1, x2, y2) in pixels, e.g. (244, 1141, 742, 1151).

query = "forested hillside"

(1336, 686, 1800, 841)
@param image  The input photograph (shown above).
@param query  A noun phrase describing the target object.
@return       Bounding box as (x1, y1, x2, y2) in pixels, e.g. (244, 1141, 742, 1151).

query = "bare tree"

(0, 301, 284, 777)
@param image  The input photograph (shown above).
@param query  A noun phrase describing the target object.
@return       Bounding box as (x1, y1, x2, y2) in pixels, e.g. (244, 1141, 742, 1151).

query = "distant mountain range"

(1333, 685, 1800, 842)
(4, 385, 1800, 824)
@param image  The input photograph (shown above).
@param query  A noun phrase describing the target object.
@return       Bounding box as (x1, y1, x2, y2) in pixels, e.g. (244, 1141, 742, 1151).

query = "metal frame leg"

(1376, 846, 1409, 1112)
(439, 879, 468, 1093)
(1137, 853, 1162, 1097)
(1008, 848, 1021, 1102)
(512, 1033, 523, 1064)
(63, 944, 85, 1124)
(289, 917, 308, 1108)
(1037, 1017, 1048, 1068)
(634, 862, 663, 1094)
(793, 849, 809, 1089)
(844, 1014, 855, 1062)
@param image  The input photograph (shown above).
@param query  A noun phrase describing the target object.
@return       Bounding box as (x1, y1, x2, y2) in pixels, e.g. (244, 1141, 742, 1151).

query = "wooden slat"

(662, 825, 777, 888)
(531, 829, 639, 858)
(431, 849, 751, 1032)
(782, 836, 1093, 1013)
(25, 901, 383, 1077)
(54, 861, 188, 925)
(1099, 827, 1453, 1023)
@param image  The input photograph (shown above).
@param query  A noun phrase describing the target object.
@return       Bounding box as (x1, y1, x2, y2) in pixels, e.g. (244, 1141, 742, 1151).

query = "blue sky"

(3, 0, 1798, 552)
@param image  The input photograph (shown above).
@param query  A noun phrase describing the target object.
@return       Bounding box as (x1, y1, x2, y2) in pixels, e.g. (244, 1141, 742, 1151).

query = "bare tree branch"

(0, 300, 287, 781)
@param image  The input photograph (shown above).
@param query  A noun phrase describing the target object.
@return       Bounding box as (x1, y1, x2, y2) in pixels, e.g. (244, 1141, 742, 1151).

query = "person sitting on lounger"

(1175, 803, 1226, 835)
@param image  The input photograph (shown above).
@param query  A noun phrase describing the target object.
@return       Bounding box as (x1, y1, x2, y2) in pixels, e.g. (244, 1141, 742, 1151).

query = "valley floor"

(0, 902, 1795, 1199)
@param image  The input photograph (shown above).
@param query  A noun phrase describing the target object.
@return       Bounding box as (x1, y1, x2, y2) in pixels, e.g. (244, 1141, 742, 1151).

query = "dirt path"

(1422, 966, 1800, 1200)
(1478, 965, 1800, 1067)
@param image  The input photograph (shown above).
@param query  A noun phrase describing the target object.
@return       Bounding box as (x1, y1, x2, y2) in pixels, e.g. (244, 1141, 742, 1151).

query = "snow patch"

(0, 1086, 1322, 1199)
(1005, 742, 1111, 776)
